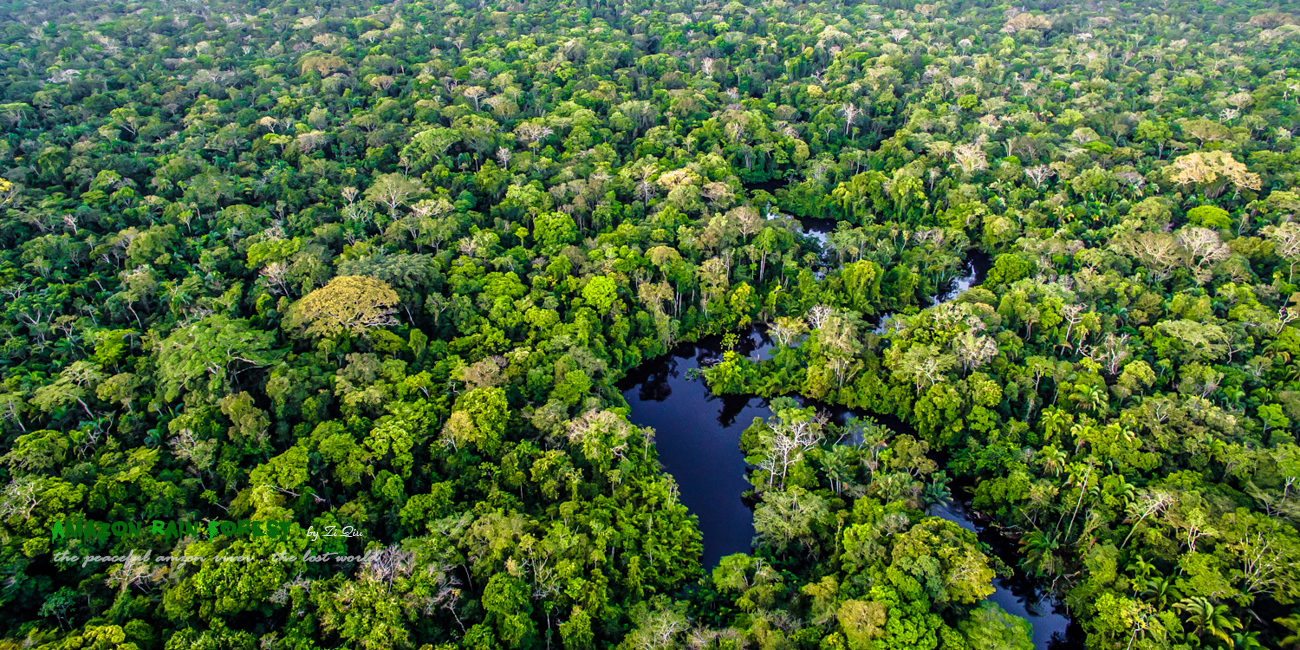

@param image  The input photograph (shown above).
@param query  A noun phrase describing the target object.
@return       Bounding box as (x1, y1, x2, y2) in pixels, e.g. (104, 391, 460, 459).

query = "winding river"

(617, 225, 1084, 649)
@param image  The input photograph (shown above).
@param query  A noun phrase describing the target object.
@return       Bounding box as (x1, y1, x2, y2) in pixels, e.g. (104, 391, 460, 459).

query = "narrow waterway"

(930, 501, 1081, 650)
(618, 332, 774, 569)
(618, 327, 1084, 649)
(617, 225, 1081, 648)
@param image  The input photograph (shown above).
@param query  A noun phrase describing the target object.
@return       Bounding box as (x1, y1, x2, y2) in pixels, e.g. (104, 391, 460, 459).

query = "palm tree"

(1037, 444, 1068, 476)
(1275, 613, 1300, 650)
(822, 445, 857, 494)
(1266, 338, 1293, 363)
(1109, 475, 1138, 505)
(1041, 407, 1072, 440)
(922, 477, 953, 511)
(1019, 530, 1062, 577)
(1127, 556, 1157, 583)
(1141, 576, 1181, 610)
(1177, 597, 1241, 646)
(1072, 383, 1108, 413)
(1231, 630, 1264, 650)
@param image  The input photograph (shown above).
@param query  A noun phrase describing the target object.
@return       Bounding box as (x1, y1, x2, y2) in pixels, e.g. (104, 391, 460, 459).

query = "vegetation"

(0, 0, 1298, 648)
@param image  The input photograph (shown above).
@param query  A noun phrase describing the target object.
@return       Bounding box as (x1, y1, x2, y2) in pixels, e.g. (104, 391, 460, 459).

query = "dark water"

(931, 501, 1085, 649)
(617, 248, 1082, 649)
(618, 331, 1083, 648)
(872, 250, 993, 334)
(798, 216, 839, 234)
(743, 180, 839, 253)
(937, 250, 992, 303)
(618, 331, 776, 569)
(783, 217, 992, 304)
(743, 178, 786, 194)
(744, 194, 994, 302)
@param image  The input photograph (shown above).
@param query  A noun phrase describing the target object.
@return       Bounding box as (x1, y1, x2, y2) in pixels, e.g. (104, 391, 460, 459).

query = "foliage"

(0, 0, 1299, 647)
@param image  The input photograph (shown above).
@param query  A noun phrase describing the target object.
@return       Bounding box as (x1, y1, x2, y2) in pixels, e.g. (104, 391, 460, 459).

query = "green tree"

(156, 315, 280, 402)
(582, 276, 620, 319)
(289, 276, 401, 339)
(960, 602, 1033, 650)
(483, 574, 535, 648)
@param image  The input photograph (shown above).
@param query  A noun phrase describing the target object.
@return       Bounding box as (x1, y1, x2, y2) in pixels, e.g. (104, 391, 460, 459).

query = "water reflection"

(618, 324, 1085, 649)
(618, 331, 774, 568)
(874, 251, 993, 335)
(931, 501, 1084, 650)
(618, 240, 1074, 647)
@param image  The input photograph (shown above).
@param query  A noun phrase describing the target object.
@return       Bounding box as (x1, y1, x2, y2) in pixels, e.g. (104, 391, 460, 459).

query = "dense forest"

(1, 0, 1299, 648)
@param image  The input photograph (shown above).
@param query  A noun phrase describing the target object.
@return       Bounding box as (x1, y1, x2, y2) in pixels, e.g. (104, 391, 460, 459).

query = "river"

(616, 220, 1082, 648)
(618, 328, 1084, 649)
